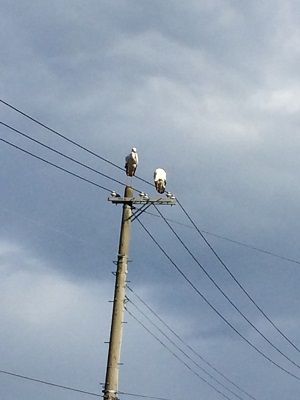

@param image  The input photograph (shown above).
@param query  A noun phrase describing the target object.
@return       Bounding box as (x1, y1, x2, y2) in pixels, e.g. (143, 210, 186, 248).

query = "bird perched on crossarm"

(125, 147, 138, 176)
(154, 168, 167, 194)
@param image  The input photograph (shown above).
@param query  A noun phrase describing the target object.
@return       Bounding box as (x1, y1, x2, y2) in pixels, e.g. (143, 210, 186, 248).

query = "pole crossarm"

(108, 196, 176, 206)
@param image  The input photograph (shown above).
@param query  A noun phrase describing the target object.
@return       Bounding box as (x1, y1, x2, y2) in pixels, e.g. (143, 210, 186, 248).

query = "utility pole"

(103, 185, 133, 400)
(103, 186, 176, 400)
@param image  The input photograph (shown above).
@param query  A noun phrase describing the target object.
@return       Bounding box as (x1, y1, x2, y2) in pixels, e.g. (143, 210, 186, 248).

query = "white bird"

(154, 168, 167, 194)
(125, 147, 138, 176)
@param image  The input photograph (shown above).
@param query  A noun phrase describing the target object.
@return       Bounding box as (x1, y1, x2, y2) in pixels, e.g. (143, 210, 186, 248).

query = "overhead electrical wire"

(2, 102, 299, 354)
(1, 112, 299, 372)
(118, 392, 173, 400)
(0, 98, 152, 187)
(0, 138, 113, 193)
(153, 205, 300, 370)
(2, 112, 300, 269)
(0, 99, 300, 400)
(2, 98, 300, 269)
(1, 121, 126, 188)
(1, 98, 300, 385)
(127, 297, 247, 400)
(127, 286, 257, 400)
(176, 199, 300, 355)
(125, 308, 233, 400)
(0, 100, 124, 171)
(0, 116, 299, 367)
(2, 114, 299, 271)
(136, 218, 300, 383)
(143, 210, 300, 267)
(0, 369, 100, 397)
(0, 369, 172, 400)
(0, 121, 142, 195)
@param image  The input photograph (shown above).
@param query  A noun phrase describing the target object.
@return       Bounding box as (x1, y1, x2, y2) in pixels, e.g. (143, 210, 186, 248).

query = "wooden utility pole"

(103, 186, 176, 400)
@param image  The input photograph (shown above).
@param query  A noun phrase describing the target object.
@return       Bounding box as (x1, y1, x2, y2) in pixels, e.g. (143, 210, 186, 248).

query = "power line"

(136, 218, 300, 383)
(0, 98, 153, 188)
(154, 205, 300, 371)
(0, 137, 112, 193)
(125, 308, 233, 400)
(3, 98, 300, 270)
(176, 199, 300, 355)
(144, 211, 300, 267)
(0, 99, 124, 170)
(3, 117, 300, 270)
(0, 120, 133, 191)
(3, 98, 298, 396)
(2, 117, 298, 275)
(118, 392, 172, 400)
(0, 369, 100, 397)
(127, 298, 246, 400)
(0, 100, 299, 394)
(0, 369, 172, 400)
(2, 108, 299, 366)
(127, 286, 257, 400)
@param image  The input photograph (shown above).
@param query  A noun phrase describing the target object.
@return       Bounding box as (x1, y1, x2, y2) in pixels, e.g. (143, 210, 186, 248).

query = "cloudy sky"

(1, 1, 300, 399)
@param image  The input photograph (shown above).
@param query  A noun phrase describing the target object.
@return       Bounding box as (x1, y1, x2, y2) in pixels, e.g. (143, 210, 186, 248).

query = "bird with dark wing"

(125, 147, 138, 176)
(154, 168, 167, 194)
